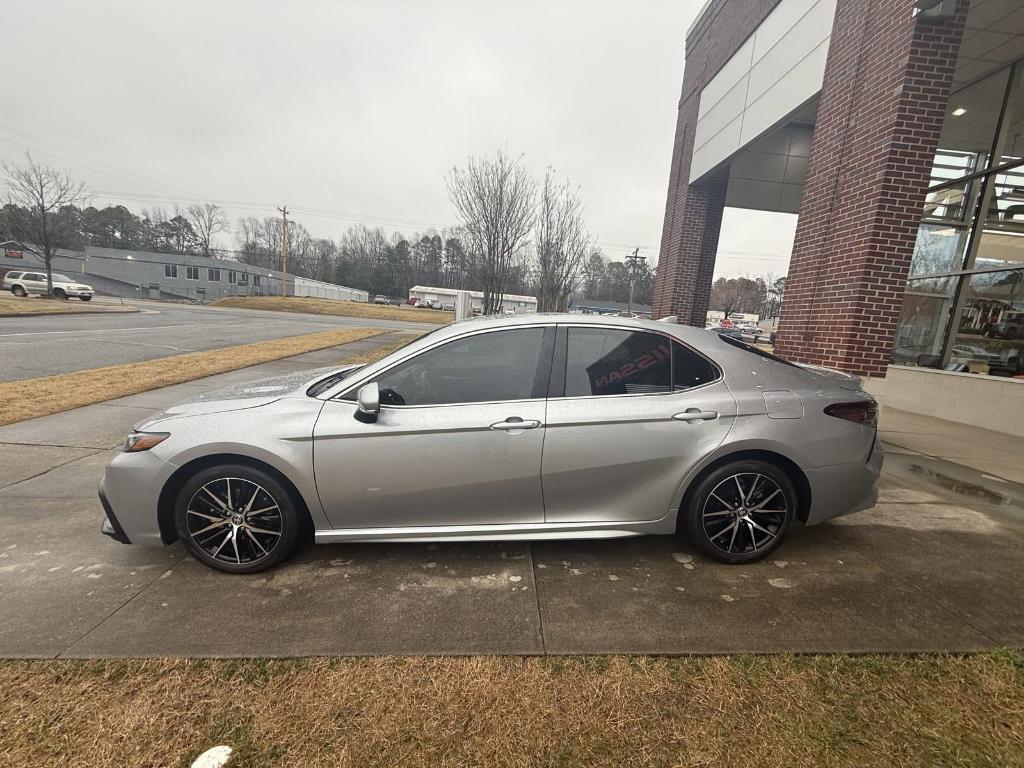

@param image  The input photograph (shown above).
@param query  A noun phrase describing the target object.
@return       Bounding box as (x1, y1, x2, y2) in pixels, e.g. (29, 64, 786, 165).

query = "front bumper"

(98, 482, 131, 543)
(97, 449, 177, 546)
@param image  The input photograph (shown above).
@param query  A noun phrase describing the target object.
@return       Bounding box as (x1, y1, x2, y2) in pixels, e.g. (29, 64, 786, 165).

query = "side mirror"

(355, 382, 380, 423)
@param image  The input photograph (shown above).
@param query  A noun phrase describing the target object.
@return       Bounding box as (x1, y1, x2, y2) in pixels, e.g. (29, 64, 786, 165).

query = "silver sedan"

(99, 315, 882, 573)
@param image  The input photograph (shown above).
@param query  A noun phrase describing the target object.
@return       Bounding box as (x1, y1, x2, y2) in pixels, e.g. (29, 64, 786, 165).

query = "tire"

(80, 295, 92, 301)
(11, 285, 26, 297)
(53, 288, 67, 300)
(683, 459, 797, 564)
(173, 464, 302, 574)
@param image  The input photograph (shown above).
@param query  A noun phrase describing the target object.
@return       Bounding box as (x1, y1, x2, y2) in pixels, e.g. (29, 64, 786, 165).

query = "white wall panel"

(689, 0, 836, 184)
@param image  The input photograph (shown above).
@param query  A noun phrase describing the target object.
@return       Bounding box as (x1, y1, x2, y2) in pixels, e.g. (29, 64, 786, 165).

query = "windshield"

(51, 274, 72, 282)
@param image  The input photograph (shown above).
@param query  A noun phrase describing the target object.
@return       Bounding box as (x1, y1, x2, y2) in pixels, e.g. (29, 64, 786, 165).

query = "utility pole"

(277, 205, 289, 298)
(625, 247, 646, 317)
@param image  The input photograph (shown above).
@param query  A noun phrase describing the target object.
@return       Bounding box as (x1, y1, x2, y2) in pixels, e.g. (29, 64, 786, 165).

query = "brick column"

(653, 93, 729, 325)
(774, 0, 970, 377)
(654, 0, 780, 325)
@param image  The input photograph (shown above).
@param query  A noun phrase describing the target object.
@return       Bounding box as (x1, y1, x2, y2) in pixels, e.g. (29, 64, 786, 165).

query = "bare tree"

(2, 154, 87, 296)
(709, 276, 764, 317)
(186, 203, 229, 256)
(534, 168, 591, 312)
(446, 149, 536, 314)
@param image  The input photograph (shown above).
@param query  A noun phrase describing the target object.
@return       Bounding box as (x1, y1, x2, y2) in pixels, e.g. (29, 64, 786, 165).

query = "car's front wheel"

(80, 295, 92, 301)
(683, 460, 796, 564)
(173, 464, 302, 573)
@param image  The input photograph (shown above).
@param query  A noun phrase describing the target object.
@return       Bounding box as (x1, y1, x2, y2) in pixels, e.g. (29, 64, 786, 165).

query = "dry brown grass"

(0, 328, 385, 427)
(1, 653, 1022, 767)
(214, 295, 453, 324)
(0, 294, 133, 316)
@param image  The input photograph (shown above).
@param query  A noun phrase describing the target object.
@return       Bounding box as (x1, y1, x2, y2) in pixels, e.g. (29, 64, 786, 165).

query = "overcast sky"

(1, 0, 796, 279)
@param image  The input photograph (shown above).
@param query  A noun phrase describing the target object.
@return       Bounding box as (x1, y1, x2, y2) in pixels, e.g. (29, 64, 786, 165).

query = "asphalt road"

(0, 299, 437, 382)
(1, 339, 1023, 657)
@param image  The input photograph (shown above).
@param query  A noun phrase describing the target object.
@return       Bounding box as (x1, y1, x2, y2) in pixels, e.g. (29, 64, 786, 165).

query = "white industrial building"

(409, 285, 537, 314)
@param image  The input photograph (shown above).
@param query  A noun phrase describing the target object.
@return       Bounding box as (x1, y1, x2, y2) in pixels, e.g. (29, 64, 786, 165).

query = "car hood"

(796, 363, 864, 392)
(137, 363, 364, 425)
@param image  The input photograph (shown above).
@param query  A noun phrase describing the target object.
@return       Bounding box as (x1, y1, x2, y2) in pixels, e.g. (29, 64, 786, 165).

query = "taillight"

(824, 401, 878, 427)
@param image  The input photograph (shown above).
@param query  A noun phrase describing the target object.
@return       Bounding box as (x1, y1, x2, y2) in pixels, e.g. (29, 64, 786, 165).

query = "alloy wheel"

(185, 477, 284, 565)
(701, 472, 789, 555)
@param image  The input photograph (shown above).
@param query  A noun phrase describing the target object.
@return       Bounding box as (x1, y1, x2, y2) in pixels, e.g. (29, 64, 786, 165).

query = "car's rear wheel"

(11, 285, 26, 297)
(173, 464, 301, 573)
(683, 460, 796, 564)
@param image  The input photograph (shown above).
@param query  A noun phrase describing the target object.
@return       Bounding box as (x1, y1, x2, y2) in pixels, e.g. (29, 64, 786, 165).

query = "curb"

(0, 307, 141, 319)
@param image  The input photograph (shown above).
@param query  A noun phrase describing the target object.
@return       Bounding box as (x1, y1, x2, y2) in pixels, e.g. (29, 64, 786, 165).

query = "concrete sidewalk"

(880, 406, 1024, 485)
(1, 354, 1023, 657)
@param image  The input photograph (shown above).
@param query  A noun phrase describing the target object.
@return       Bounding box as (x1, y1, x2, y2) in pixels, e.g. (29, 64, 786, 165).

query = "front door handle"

(490, 417, 542, 431)
(672, 409, 719, 422)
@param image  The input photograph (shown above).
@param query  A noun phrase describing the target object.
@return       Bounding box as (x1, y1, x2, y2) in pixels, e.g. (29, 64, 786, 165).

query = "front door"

(313, 325, 554, 530)
(541, 325, 736, 524)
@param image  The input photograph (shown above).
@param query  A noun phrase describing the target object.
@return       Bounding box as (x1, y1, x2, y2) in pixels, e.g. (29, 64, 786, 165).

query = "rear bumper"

(804, 439, 884, 525)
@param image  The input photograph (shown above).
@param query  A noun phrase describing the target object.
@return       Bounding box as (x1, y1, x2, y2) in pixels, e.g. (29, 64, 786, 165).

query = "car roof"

(431, 312, 714, 345)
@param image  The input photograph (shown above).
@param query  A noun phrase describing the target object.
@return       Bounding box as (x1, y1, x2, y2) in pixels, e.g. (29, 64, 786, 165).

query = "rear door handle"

(490, 417, 542, 431)
(672, 409, 719, 422)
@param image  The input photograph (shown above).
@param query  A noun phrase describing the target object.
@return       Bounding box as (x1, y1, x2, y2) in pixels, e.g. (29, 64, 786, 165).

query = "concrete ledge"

(0, 306, 140, 318)
(865, 365, 1024, 438)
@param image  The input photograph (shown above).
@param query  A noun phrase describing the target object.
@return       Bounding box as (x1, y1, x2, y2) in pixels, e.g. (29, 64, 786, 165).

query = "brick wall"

(653, 0, 781, 322)
(773, 0, 970, 376)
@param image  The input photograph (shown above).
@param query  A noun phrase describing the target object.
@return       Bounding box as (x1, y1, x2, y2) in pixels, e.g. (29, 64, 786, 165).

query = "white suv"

(2, 270, 94, 301)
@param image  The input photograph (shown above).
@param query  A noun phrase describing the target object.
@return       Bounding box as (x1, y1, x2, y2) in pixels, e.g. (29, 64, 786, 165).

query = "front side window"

(365, 328, 547, 406)
(564, 328, 672, 396)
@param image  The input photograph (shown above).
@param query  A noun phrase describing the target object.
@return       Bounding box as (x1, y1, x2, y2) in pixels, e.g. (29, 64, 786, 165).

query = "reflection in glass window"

(951, 269, 1024, 376)
(893, 276, 956, 367)
(565, 328, 672, 396)
(372, 328, 546, 406)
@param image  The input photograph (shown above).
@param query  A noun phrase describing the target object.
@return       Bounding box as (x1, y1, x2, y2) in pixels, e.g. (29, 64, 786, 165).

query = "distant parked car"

(736, 323, 763, 339)
(988, 315, 1024, 339)
(442, 303, 455, 311)
(373, 294, 388, 305)
(950, 344, 1000, 365)
(3, 270, 94, 300)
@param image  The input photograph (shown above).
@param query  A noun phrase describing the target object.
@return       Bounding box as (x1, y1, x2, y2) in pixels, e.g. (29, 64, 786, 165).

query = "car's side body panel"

(541, 380, 737, 524)
(313, 397, 547, 529)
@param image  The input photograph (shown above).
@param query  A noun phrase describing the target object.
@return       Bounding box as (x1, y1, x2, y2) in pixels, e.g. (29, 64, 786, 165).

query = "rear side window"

(673, 341, 719, 390)
(6, 272, 22, 279)
(561, 328, 719, 397)
(564, 328, 672, 396)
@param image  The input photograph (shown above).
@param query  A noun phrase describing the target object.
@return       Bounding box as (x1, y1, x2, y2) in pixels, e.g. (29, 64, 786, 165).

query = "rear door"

(24, 273, 47, 293)
(541, 325, 736, 524)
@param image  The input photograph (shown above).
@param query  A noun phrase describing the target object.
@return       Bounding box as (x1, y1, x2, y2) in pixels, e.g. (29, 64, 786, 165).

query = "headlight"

(124, 431, 169, 452)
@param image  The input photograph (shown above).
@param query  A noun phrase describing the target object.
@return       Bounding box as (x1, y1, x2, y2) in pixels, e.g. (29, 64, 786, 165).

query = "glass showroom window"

(895, 61, 1024, 377)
